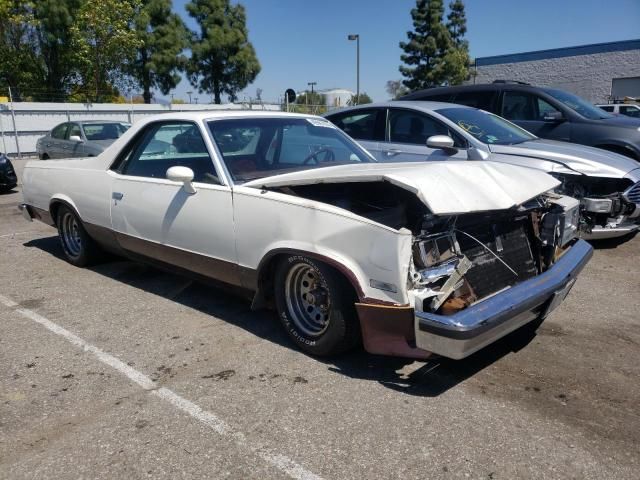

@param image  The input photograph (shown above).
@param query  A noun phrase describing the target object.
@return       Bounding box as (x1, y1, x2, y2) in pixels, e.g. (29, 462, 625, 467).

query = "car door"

(500, 90, 571, 141)
(64, 122, 85, 158)
(108, 120, 240, 286)
(48, 123, 69, 158)
(325, 108, 385, 159)
(382, 108, 468, 162)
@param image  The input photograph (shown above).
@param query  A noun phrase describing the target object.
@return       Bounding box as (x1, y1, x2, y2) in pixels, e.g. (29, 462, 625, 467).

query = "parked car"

(0, 153, 18, 193)
(19, 112, 592, 360)
(597, 103, 640, 118)
(325, 102, 640, 240)
(36, 121, 131, 159)
(398, 82, 640, 160)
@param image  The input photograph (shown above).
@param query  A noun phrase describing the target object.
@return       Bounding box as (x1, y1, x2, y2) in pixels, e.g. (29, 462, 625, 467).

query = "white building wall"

(473, 49, 640, 103)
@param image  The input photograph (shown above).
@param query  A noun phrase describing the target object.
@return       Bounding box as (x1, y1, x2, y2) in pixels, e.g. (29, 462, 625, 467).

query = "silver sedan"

(325, 101, 640, 240)
(36, 121, 130, 160)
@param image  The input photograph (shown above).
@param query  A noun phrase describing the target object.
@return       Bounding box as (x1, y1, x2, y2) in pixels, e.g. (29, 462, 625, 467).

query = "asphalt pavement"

(1, 157, 639, 479)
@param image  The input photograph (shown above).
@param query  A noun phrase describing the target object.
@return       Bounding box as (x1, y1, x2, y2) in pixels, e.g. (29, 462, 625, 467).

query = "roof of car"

(399, 82, 542, 100)
(326, 100, 472, 116)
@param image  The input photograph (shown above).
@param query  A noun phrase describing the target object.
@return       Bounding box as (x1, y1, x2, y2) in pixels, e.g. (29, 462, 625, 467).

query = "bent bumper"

(415, 239, 593, 359)
(582, 224, 639, 240)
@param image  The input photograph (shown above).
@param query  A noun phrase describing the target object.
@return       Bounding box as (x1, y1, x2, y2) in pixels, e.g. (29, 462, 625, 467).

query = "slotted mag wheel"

(60, 211, 82, 257)
(284, 263, 332, 337)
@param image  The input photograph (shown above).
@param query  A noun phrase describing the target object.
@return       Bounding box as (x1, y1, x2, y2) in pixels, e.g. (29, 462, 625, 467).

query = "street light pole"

(307, 82, 317, 106)
(348, 34, 360, 104)
(187, 91, 193, 104)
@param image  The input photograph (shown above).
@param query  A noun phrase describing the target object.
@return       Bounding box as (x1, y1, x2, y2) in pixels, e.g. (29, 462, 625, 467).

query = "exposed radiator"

(457, 218, 537, 299)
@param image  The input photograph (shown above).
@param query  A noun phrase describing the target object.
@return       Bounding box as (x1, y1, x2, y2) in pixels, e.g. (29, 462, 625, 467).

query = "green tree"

(348, 93, 373, 105)
(186, 0, 261, 104)
(385, 80, 409, 99)
(131, 0, 188, 104)
(0, 1, 42, 100)
(444, 0, 470, 85)
(296, 91, 325, 106)
(70, 0, 141, 102)
(32, 0, 81, 101)
(399, 0, 452, 90)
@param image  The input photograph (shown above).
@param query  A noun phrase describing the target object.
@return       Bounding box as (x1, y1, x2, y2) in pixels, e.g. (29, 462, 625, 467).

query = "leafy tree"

(444, 0, 470, 85)
(131, 0, 188, 104)
(70, 0, 141, 102)
(385, 80, 409, 99)
(186, 0, 261, 104)
(399, 0, 452, 90)
(32, 0, 81, 100)
(348, 93, 373, 105)
(0, 1, 42, 100)
(295, 91, 325, 106)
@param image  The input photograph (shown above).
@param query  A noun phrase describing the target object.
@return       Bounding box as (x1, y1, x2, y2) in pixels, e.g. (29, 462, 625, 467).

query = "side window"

(388, 109, 465, 147)
(51, 123, 68, 139)
(327, 109, 379, 140)
(67, 123, 82, 139)
(502, 92, 536, 120)
(119, 122, 218, 184)
(620, 106, 640, 118)
(452, 91, 497, 111)
(599, 105, 615, 113)
(502, 91, 561, 121)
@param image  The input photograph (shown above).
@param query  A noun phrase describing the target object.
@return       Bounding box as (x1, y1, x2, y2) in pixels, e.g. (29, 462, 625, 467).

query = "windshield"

(207, 117, 373, 182)
(83, 123, 130, 140)
(436, 107, 536, 145)
(544, 89, 613, 120)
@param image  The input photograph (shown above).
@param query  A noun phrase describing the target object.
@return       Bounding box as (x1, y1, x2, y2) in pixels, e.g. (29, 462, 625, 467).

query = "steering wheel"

(302, 147, 335, 165)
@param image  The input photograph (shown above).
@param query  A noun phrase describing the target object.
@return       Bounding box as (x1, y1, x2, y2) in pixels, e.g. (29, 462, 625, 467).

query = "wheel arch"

(49, 195, 81, 224)
(250, 248, 367, 310)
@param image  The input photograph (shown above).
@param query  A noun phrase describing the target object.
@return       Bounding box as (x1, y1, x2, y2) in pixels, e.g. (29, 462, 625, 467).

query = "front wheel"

(56, 205, 103, 267)
(274, 255, 360, 356)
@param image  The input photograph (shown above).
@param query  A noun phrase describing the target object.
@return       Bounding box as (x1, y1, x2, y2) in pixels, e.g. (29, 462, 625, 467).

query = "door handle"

(385, 149, 402, 156)
(112, 192, 124, 200)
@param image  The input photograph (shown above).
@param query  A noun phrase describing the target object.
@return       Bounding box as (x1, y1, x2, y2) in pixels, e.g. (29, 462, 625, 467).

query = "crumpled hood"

(243, 161, 559, 215)
(489, 139, 638, 178)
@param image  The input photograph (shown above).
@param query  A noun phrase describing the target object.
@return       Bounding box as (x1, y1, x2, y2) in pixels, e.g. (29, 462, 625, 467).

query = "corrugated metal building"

(472, 39, 640, 103)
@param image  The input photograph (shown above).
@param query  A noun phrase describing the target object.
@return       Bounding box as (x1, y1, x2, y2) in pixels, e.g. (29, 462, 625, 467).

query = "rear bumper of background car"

(357, 239, 593, 360)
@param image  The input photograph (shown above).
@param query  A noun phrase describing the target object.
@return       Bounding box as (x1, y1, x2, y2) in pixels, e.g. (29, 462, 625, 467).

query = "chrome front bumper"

(415, 239, 593, 359)
(582, 224, 639, 240)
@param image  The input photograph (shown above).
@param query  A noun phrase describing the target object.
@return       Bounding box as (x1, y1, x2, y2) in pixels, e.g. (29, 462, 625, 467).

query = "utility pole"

(307, 82, 317, 107)
(348, 34, 360, 104)
(8, 86, 20, 158)
(187, 91, 193, 104)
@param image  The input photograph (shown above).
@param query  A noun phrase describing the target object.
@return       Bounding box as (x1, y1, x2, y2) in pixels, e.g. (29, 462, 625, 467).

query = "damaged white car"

(19, 112, 593, 360)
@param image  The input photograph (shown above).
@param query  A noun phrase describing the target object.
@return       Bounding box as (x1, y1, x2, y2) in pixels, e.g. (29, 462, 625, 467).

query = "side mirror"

(69, 135, 83, 143)
(426, 135, 455, 150)
(543, 111, 564, 122)
(167, 166, 196, 194)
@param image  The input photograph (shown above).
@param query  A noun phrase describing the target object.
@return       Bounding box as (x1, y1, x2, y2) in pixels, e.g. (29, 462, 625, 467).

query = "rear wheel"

(274, 255, 360, 356)
(55, 205, 103, 267)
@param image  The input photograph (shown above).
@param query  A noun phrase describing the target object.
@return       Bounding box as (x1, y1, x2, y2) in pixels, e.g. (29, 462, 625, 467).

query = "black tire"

(55, 205, 103, 267)
(274, 255, 360, 356)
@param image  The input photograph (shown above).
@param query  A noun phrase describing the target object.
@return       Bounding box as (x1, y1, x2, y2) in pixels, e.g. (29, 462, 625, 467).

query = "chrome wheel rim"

(60, 212, 82, 257)
(285, 263, 331, 337)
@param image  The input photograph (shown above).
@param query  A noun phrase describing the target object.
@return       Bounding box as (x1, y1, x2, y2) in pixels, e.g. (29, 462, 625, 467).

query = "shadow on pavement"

(25, 234, 539, 397)
(589, 231, 638, 249)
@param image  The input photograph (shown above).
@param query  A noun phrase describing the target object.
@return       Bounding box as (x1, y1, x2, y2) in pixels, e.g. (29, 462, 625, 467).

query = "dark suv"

(399, 82, 640, 160)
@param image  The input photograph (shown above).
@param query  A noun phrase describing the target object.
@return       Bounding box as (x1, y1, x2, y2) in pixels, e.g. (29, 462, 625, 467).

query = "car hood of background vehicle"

(489, 139, 639, 178)
(599, 114, 640, 127)
(243, 161, 559, 216)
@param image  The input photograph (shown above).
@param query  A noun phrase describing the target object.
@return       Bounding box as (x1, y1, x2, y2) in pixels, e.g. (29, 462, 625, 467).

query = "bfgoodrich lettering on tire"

(274, 255, 360, 356)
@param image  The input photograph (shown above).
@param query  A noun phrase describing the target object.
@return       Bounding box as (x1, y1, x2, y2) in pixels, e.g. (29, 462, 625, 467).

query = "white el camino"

(19, 111, 593, 359)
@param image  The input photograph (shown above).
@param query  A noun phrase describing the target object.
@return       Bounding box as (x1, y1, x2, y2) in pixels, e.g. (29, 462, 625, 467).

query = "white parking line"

(0, 293, 323, 480)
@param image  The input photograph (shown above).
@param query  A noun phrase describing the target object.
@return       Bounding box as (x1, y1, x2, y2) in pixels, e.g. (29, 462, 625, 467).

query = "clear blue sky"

(168, 0, 640, 103)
